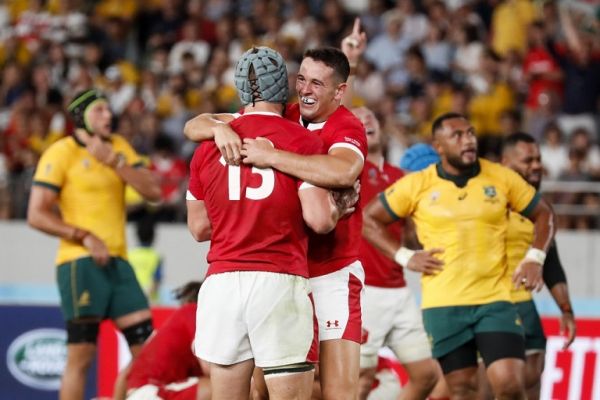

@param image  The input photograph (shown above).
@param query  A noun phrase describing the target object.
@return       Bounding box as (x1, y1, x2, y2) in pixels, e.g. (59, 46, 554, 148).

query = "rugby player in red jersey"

(352, 107, 440, 400)
(183, 22, 369, 400)
(124, 282, 210, 400)
(186, 46, 346, 400)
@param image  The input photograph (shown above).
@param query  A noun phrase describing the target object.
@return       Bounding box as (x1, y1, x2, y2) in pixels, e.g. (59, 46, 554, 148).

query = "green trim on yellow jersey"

(32, 181, 60, 193)
(520, 192, 541, 217)
(378, 192, 401, 221)
(435, 161, 481, 188)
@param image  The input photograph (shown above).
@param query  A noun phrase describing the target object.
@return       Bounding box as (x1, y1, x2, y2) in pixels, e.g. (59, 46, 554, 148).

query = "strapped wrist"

(394, 247, 415, 267)
(525, 248, 546, 265)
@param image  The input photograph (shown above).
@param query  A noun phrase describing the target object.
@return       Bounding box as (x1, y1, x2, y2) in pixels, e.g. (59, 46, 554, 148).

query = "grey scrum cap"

(234, 46, 288, 105)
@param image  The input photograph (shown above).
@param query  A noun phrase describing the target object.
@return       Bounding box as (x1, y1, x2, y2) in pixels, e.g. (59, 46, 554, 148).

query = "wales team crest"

(483, 186, 497, 198)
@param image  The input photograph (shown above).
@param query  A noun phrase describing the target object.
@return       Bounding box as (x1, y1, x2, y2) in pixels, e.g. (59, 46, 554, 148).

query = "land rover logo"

(6, 328, 66, 390)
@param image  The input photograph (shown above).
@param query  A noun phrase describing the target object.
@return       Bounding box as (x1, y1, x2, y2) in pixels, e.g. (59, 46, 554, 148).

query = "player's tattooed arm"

(331, 180, 360, 218)
(184, 113, 241, 165)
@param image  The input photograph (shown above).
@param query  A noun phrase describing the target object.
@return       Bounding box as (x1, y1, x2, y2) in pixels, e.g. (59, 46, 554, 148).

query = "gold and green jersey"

(506, 211, 534, 303)
(33, 135, 142, 265)
(381, 159, 539, 308)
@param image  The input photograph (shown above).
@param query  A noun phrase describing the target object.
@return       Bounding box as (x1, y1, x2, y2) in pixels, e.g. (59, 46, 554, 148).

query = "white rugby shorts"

(194, 271, 318, 368)
(310, 261, 364, 343)
(360, 286, 432, 368)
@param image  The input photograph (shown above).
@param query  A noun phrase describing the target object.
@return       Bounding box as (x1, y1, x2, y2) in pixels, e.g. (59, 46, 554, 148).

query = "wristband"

(393, 247, 415, 267)
(524, 248, 546, 265)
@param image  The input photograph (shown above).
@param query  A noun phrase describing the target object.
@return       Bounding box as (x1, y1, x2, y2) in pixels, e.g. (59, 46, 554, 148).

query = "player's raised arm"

(184, 113, 241, 165)
(341, 18, 367, 108)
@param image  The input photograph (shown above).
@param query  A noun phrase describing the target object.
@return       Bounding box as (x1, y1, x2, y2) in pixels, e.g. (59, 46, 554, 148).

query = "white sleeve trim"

(186, 190, 198, 200)
(299, 182, 316, 191)
(329, 143, 365, 161)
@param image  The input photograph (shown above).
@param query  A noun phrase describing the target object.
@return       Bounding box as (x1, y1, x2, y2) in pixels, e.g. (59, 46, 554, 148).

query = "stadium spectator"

(539, 122, 569, 180)
(27, 89, 160, 400)
(128, 216, 163, 304)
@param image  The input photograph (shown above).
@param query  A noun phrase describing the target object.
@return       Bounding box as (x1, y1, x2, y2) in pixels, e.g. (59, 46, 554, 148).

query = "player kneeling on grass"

(121, 281, 210, 400)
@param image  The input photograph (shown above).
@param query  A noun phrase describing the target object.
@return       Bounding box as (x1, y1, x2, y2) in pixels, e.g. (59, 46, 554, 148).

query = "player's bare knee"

(414, 364, 439, 392)
(493, 380, 525, 400)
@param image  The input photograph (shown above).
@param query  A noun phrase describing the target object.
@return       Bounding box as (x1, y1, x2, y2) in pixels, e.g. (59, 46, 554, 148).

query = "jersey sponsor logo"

(44, 163, 52, 175)
(6, 328, 67, 390)
(458, 192, 468, 201)
(325, 320, 340, 329)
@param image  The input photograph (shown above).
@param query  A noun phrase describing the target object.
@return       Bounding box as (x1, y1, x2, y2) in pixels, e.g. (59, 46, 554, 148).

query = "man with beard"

(362, 112, 556, 399)
(477, 132, 575, 400)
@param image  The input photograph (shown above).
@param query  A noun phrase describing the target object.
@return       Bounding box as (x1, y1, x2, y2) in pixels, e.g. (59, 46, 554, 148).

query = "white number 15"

(219, 156, 275, 200)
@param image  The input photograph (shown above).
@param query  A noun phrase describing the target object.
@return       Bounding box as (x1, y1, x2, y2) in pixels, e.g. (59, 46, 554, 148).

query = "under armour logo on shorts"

(326, 320, 340, 329)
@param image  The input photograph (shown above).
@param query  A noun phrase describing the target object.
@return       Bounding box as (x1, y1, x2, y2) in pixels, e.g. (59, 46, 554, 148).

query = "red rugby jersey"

(285, 104, 367, 277)
(127, 303, 201, 389)
(188, 112, 324, 278)
(359, 159, 406, 288)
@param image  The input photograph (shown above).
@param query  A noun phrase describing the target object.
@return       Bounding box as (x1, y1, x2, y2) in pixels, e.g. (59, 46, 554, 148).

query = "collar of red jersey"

(243, 111, 282, 117)
(299, 116, 326, 132)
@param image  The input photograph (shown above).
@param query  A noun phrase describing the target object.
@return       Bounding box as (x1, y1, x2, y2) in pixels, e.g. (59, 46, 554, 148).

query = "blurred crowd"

(0, 0, 599, 228)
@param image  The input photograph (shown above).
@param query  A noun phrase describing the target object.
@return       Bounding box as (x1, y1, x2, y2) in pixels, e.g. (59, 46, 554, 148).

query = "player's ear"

(334, 82, 347, 101)
(432, 137, 443, 156)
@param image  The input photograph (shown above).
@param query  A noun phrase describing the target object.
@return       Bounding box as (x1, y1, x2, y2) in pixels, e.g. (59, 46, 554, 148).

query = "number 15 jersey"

(188, 112, 324, 278)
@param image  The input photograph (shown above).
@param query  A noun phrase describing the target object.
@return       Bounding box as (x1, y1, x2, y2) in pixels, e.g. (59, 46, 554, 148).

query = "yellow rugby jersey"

(381, 158, 539, 308)
(506, 211, 534, 303)
(33, 134, 142, 265)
